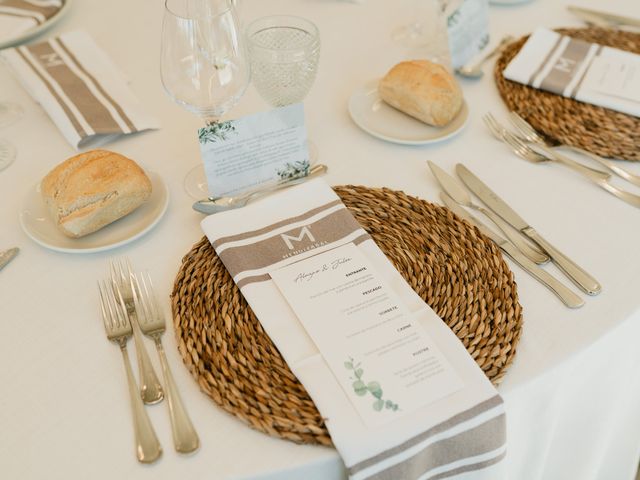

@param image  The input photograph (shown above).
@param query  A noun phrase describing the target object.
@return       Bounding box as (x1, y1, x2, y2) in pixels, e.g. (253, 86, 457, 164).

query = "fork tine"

(98, 280, 112, 330)
(131, 272, 151, 325)
(509, 112, 542, 142)
(482, 113, 505, 140)
(111, 280, 130, 329)
(143, 272, 162, 321)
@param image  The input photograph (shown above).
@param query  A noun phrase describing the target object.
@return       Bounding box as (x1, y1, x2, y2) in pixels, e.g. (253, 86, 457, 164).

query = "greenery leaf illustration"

(353, 380, 367, 396)
(345, 357, 399, 412)
(276, 159, 310, 180)
(198, 120, 237, 144)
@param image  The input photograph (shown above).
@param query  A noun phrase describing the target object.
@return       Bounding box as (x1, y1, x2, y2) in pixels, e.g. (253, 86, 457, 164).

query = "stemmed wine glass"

(246, 15, 321, 162)
(160, 0, 250, 198)
(0, 101, 23, 171)
(392, 0, 450, 66)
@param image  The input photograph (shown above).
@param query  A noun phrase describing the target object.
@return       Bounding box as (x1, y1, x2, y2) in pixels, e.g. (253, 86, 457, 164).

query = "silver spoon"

(192, 164, 328, 214)
(456, 35, 514, 79)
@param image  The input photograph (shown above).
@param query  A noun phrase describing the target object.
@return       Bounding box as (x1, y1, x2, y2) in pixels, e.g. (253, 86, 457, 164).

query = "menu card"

(199, 103, 310, 197)
(270, 243, 463, 428)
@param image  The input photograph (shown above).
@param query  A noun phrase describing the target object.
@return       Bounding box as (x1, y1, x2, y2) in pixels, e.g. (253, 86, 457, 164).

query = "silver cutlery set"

(484, 112, 640, 209)
(428, 161, 601, 308)
(98, 259, 199, 463)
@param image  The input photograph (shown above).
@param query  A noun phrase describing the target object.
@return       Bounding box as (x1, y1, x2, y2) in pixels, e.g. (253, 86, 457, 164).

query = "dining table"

(1, 0, 640, 479)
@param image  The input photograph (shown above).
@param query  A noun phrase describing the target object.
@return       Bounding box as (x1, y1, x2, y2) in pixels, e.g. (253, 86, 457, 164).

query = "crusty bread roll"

(379, 60, 463, 127)
(41, 149, 152, 238)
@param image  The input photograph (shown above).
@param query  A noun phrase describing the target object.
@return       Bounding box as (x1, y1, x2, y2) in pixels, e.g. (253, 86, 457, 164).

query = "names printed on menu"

(270, 243, 463, 428)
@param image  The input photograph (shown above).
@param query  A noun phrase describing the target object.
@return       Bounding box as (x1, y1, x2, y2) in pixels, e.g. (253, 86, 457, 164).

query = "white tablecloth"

(1, 1, 639, 479)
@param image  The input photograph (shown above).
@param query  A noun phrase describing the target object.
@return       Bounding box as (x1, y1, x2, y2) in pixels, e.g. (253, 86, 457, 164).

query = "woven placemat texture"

(171, 186, 523, 446)
(495, 27, 640, 161)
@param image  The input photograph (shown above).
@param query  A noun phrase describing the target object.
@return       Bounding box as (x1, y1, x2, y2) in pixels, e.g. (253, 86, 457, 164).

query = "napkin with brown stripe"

(201, 178, 507, 480)
(1, 29, 160, 148)
(0, 0, 62, 42)
(503, 27, 640, 117)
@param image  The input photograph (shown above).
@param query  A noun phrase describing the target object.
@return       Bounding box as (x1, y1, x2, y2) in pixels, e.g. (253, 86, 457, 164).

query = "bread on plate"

(378, 60, 463, 127)
(41, 149, 152, 238)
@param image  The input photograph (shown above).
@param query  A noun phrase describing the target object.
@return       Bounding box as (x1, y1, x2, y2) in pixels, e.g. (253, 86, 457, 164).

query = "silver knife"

(0, 247, 19, 271)
(428, 160, 549, 264)
(568, 6, 640, 29)
(455, 164, 602, 296)
(440, 193, 584, 308)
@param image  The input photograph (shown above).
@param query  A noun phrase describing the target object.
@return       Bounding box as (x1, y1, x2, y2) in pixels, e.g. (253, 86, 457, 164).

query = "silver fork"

(508, 112, 640, 188)
(98, 280, 162, 464)
(110, 259, 164, 405)
(483, 114, 640, 208)
(132, 272, 200, 454)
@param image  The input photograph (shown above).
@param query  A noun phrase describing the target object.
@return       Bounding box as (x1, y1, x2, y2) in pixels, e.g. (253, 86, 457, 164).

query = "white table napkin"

(503, 27, 640, 117)
(0, 0, 62, 43)
(201, 179, 506, 480)
(0, 29, 160, 149)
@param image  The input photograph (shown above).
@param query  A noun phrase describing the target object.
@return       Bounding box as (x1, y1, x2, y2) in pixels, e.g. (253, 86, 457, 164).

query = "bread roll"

(41, 149, 152, 238)
(378, 60, 463, 127)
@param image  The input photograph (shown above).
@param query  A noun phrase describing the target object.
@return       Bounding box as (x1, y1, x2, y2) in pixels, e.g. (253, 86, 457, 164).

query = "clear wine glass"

(246, 15, 320, 161)
(160, 0, 250, 198)
(0, 101, 23, 171)
(392, 0, 450, 66)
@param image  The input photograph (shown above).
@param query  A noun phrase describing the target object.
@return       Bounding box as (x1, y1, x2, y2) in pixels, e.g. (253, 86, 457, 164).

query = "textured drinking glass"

(0, 101, 23, 171)
(247, 16, 320, 107)
(160, 0, 250, 196)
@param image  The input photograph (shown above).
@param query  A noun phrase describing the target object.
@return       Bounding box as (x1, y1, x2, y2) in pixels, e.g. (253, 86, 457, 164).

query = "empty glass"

(0, 101, 23, 171)
(246, 15, 320, 107)
(160, 0, 250, 197)
(392, 0, 451, 67)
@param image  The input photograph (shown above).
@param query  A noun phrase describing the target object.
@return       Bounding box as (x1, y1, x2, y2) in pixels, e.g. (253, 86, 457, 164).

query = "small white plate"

(348, 79, 469, 146)
(19, 170, 169, 254)
(0, 0, 72, 50)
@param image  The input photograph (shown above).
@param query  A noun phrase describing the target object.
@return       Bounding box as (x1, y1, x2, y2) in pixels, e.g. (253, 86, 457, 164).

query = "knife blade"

(0, 247, 19, 271)
(427, 160, 549, 264)
(440, 193, 584, 308)
(455, 164, 601, 296)
(568, 6, 640, 29)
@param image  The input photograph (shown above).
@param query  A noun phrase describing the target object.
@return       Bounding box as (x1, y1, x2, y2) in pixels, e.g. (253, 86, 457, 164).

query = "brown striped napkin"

(201, 179, 507, 480)
(1, 30, 160, 148)
(503, 28, 640, 118)
(0, 0, 63, 43)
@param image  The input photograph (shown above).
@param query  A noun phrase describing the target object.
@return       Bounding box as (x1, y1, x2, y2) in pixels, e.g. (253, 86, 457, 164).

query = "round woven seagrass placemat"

(171, 186, 523, 446)
(495, 27, 640, 161)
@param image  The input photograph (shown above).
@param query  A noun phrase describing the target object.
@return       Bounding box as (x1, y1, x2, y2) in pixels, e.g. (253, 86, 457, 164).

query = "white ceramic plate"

(0, 0, 72, 50)
(348, 79, 469, 146)
(19, 170, 169, 254)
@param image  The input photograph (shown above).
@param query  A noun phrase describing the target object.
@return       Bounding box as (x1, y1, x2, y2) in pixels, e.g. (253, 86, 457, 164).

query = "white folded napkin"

(201, 179, 506, 480)
(503, 27, 640, 117)
(0, 0, 63, 43)
(0, 30, 160, 149)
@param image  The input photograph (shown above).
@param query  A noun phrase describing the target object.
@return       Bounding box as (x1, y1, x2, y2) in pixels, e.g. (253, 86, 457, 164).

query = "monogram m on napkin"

(201, 179, 506, 480)
(1, 30, 159, 148)
(503, 28, 640, 118)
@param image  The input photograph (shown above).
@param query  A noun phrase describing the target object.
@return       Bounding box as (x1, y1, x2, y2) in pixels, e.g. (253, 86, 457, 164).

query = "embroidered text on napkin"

(503, 28, 640, 118)
(1, 30, 160, 148)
